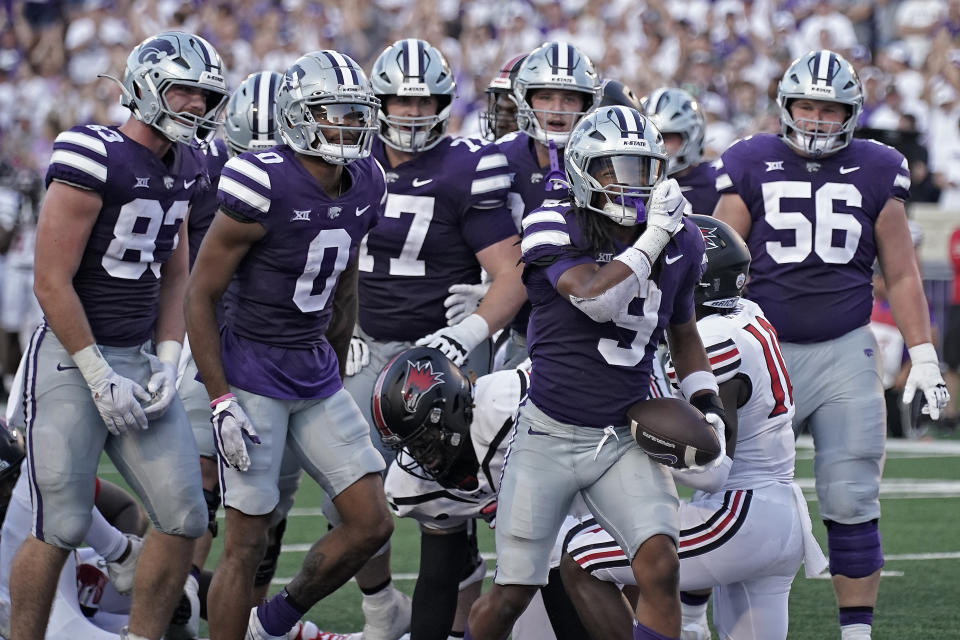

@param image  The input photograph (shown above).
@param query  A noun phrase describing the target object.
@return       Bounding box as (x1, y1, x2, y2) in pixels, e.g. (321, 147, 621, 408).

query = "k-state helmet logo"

(138, 37, 178, 65)
(401, 360, 444, 413)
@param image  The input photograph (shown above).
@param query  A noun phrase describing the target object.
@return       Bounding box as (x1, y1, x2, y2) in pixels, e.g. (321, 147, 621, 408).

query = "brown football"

(628, 398, 721, 469)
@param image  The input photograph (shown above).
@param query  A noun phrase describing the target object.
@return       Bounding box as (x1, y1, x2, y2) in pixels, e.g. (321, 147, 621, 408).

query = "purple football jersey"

(497, 131, 568, 336)
(676, 161, 719, 216)
(188, 137, 229, 269)
(216, 145, 386, 399)
(358, 137, 516, 341)
(46, 124, 206, 346)
(520, 202, 706, 428)
(716, 134, 910, 343)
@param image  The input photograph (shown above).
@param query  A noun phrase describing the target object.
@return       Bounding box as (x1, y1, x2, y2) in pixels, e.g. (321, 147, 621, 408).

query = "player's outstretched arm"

(185, 209, 264, 401)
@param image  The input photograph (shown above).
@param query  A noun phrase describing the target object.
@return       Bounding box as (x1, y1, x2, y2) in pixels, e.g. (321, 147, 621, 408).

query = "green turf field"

(95, 433, 960, 639)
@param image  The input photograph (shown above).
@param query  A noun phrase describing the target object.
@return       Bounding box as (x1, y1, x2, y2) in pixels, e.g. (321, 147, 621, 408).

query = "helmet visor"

(587, 155, 665, 191)
(309, 103, 376, 126)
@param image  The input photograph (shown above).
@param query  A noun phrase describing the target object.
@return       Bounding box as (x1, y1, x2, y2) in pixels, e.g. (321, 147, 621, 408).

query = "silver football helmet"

(565, 106, 668, 226)
(777, 50, 863, 156)
(641, 87, 705, 175)
(371, 39, 456, 153)
(276, 50, 380, 165)
(513, 41, 600, 148)
(224, 71, 282, 156)
(117, 31, 228, 144)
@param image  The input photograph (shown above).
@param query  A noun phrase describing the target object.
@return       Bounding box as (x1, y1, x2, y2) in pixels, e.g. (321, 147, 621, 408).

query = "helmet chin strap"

(544, 140, 567, 191)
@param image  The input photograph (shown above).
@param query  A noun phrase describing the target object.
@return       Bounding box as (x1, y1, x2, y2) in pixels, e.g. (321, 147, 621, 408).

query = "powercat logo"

(138, 37, 177, 65)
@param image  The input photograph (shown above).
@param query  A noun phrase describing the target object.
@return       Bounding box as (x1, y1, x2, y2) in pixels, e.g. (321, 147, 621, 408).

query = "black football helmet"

(597, 78, 641, 110)
(0, 418, 25, 523)
(690, 214, 751, 315)
(371, 347, 478, 489)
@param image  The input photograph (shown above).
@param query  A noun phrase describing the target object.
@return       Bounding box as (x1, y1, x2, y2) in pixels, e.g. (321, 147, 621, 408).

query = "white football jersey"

(666, 299, 796, 489)
(384, 367, 529, 530)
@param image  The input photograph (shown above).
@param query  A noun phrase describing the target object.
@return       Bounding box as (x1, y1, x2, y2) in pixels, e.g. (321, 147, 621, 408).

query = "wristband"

(907, 342, 938, 365)
(210, 392, 235, 409)
(679, 370, 719, 401)
(155, 339, 183, 367)
(71, 343, 111, 386)
(613, 246, 652, 283)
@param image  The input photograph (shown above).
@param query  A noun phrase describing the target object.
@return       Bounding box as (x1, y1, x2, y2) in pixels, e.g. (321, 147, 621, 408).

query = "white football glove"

(345, 334, 370, 377)
(903, 343, 950, 420)
(211, 394, 260, 472)
(415, 313, 489, 366)
(687, 393, 727, 472)
(72, 344, 151, 436)
(444, 282, 490, 326)
(646, 178, 691, 237)
(143, 340, 181, 419)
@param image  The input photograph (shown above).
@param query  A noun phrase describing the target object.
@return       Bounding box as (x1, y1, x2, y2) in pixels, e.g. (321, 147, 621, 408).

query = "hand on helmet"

(646, 178, 690, 237)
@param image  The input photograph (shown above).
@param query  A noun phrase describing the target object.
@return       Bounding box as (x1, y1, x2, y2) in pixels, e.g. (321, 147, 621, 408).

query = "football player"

(465, 106, 723, 640)
(557, 215, 829, 640)
(184, 51, 393, 640)
(10, 31, 228, 640)
(641, 87, 718, 216)
(713, 49, 949, 640)
(371, 346, 590, 640)
(338, 39, 525, 638)
(479, 53, 528, 142)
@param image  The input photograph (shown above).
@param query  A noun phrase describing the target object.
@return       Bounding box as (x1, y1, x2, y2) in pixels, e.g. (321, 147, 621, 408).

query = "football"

(628, 398, 721, 469)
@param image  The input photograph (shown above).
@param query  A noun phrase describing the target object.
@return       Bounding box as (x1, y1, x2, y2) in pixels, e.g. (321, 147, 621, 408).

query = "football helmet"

(117, 31, 228, 144)
(371, 346, 478, 489)
(690, 214, 751, 313)
(777, 50, 863, 156)
(513, 41, 600, 147)
(223, 71, 282, 156)
(371, 39, 456, 153)
(480, 53, 527, 141)
(276, 50, 380, 164)
(565, 106, 668, 226)
(597, 78, 641, 110)
(641, 87, 705, 175)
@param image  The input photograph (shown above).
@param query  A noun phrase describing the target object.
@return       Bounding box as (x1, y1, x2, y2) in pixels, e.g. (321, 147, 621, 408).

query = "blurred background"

(1, 0, 960, 435)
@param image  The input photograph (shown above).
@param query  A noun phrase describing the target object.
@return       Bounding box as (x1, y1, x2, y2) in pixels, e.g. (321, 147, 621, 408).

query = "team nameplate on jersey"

(398, 83, 430, 96)
(805, 84, 835, 98)
(199, 71, 226, 89)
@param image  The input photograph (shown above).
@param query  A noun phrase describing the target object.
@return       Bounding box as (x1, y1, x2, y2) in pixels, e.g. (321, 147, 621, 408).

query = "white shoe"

(360, 587, 412, 640)
(287, 621, 362, 639)
(245, 607, 287, 640)
(106, 534, 142, 595)
(680, 618, 712, 640)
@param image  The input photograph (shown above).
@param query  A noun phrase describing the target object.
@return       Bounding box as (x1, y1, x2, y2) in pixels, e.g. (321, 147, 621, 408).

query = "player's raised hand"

(904, 343, 950, 420)
(646, 178, 691, 237)
(72, 344, 151, 435)
(416, 314, 489, 366)
(444, 282, 490, 326)
(211, 394, 260, 472)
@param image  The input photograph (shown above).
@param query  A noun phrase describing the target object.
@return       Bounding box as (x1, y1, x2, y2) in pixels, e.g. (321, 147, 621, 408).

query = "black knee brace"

(255, 517, 287, 587)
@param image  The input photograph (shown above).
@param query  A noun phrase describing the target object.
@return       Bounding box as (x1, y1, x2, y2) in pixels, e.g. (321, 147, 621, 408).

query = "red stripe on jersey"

(744, 323, 789, 418)
(756, 315, 793, 405)
(708, 347, 740, 368)
(679, 490, 745, 548)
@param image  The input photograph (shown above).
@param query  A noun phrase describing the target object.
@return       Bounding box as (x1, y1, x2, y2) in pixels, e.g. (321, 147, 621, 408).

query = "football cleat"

(360, 587, 412, 640)
(245, 606, 287, 640)
(287, 620, 361, 639)
(106, 533, 143, 595)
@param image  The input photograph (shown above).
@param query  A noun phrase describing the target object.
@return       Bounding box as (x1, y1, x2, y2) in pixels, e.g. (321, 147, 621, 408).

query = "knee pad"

(826, 520, 884, 578)
(203, 487, 221, 538)
(255, 517, 287, 587)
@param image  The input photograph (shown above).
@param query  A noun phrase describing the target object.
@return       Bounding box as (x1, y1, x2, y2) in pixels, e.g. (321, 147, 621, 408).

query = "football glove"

(444, 282, 490, 326)
(688, 393, 727, 471)
(72, 344, 151, 436)
(480, 499, 497, 529)
(415, 313, 489, 366)
(646, 178, 691, 237)
(211, 394, 260, 472)
(904, 342, 950, 420)
(345, 334, 370, 377)
(143, 340, 181, 419)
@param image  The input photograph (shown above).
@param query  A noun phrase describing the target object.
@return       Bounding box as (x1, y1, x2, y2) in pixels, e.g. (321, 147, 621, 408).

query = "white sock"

(681, 600, 708, 626)
(84, 507, 128, 562)
(841, 623, 872, 639)
(363, 583, 395, 607)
